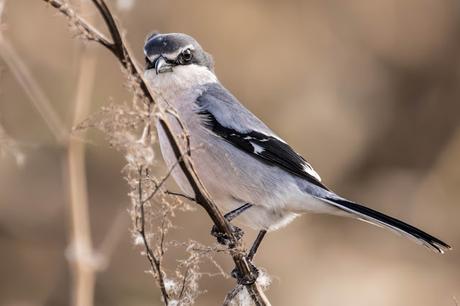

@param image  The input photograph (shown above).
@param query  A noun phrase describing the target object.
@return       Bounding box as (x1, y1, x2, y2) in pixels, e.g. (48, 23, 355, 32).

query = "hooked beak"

(153, 56, 173, 74)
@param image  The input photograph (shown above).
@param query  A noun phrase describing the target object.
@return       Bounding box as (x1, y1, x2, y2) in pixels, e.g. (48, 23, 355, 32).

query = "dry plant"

(1, 1, 131, 306)
(0, 121, 25, 165)
(34, 0, 272, 305)
(65, 1, 98, 305)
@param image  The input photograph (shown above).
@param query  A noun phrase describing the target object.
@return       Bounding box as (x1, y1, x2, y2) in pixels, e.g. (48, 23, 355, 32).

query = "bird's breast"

(144, 64, 217, 108)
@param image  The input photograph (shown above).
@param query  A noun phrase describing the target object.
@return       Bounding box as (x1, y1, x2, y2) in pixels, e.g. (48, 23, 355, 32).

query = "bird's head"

(144, 32, 214, 76)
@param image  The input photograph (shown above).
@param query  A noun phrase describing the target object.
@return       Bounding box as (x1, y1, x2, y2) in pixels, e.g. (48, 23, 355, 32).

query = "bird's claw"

(211, 224, 244, 247)
(231, 260, 259, 285)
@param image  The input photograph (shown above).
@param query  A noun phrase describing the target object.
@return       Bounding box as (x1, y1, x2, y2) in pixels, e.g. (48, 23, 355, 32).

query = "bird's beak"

(154, 56, 173, 75)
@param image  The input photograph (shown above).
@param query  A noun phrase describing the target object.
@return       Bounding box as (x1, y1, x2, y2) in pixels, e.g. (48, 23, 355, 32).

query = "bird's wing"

(196, 83, 328, 190)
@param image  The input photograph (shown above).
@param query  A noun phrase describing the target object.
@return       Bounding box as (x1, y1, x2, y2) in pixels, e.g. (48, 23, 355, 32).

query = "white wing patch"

(250, 142, 265, 154)
(302, 163, 322, 182)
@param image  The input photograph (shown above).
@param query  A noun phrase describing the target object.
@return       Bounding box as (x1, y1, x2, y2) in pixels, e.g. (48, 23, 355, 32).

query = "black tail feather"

(323, 196, 452, 254)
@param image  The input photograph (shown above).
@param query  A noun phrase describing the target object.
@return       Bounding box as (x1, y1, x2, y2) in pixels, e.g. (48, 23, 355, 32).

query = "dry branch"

(136, 166, 170, 303)
(65, 8, 98, 304)
(40, 0, 271, 304)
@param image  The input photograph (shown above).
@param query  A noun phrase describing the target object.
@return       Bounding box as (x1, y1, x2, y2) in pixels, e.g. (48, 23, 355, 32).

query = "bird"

(143, 32, 451, 265)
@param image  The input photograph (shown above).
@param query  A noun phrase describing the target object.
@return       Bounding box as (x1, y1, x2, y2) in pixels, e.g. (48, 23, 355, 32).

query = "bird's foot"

(211, 224, 244, 247)
(231, 260, 259, 285)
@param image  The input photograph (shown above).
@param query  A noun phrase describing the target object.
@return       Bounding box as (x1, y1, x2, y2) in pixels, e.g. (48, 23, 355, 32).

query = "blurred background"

(1, 0, 460, 305)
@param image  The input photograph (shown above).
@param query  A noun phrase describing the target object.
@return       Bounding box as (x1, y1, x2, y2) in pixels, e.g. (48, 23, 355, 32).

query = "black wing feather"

(325, 196, 452, 253)
(198, 109, 328, 190)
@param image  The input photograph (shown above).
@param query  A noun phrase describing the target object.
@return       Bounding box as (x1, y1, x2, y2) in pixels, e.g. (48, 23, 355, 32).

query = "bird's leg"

(231, 230, 267, 285)
(211, 203, 252, 247)
(247, 230, 267, 261)
(223, 203, 253, 222)
(165, 190, 196, 202)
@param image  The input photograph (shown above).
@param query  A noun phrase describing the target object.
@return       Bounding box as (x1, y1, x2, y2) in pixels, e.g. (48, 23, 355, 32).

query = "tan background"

(1, 0, 460, 305)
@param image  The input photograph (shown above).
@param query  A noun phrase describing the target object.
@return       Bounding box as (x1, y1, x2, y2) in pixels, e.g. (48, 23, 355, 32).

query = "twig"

(165, 190, 195, 202)
(159, 213, 167, 257)
(45, 0, 112, 50)
(165, 107, 191, 152)
(178, 266, 191, 301)
(142, 161, 178, 204)
(136, 166, 170, 304)
(223, 285, 244, 306)
(40, 0, 271, 304)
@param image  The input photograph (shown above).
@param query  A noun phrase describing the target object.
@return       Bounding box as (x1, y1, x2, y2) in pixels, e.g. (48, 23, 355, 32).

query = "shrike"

(143, 32, 451, 263)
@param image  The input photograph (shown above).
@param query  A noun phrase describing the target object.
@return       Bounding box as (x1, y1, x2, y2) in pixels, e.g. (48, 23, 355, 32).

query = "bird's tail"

(319, 195, 452, 254)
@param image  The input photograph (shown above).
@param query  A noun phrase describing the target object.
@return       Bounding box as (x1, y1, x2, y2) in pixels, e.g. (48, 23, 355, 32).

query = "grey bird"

(143, 32, 451, 263)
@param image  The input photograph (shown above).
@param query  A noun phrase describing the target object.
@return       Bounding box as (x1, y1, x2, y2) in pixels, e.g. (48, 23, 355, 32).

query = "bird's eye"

(179, 49, 193, 64)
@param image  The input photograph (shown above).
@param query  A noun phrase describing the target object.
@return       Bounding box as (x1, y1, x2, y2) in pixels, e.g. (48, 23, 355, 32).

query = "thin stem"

(136, 167, 170, 304)
(66, 3, 98, 304)
(0, 33, 68, 144)
(90, 0, 123, 57)
(42, 0, 154, 105)
(223, 285, 244, 306)
(165, 190, 195, 202)
(178, 266, 191, 301)
(142, 161, 178, 204)
(159, 214, 167, 257)
(44, 0, 112, 50)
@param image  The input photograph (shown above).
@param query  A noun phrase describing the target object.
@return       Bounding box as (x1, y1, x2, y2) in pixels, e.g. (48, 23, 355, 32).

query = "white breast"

(145, 63, 220, 200)
(144, 64, 217, 108)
